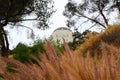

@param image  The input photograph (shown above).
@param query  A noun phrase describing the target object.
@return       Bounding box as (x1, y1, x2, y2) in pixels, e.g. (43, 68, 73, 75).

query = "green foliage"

(12, 43, 31, 63)
(30, 39, 45, 60)
(12, 39, 46, 63)
(34, 0, 55, 29)
(32, 39, 46, 53)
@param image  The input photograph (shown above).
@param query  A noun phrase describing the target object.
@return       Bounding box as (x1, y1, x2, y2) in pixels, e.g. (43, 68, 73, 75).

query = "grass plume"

(0, 40, 119, 80)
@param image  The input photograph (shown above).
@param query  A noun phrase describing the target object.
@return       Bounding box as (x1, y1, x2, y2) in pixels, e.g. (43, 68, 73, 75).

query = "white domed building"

(50, 27, 73, 43)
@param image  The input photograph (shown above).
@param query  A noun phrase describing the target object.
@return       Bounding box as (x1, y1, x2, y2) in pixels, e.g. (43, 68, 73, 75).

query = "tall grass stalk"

(0, 41, 119, 80)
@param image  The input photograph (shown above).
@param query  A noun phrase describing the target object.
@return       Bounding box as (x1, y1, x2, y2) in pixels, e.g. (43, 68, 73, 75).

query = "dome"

(51, 27, 73, 43)
(53, 27, 72, 33)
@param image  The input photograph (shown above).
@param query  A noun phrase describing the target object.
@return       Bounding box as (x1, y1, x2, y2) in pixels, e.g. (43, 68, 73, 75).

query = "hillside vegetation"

(79, 25, 120, 57)
(0, 25, 120, 80)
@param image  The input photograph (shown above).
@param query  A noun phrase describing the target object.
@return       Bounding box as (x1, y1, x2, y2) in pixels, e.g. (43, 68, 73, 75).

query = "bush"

(30, 39, 45, 59)
(31, 39, 46, 53)
(12, 43, 31, 63)
(12, 39, 46, 63)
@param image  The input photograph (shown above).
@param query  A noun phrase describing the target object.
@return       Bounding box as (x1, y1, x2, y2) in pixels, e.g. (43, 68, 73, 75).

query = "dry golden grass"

(101, 25, 120, 46)
(0, 40, 119, 80)
(79, 34, 101, 56)
(79, 24, 120, 57)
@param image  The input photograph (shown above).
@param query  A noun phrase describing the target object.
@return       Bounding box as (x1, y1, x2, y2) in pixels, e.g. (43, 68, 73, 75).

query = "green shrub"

(12, 39, 46, 63)
(31, 39, 45, 54)
(12, 43, 31, 63)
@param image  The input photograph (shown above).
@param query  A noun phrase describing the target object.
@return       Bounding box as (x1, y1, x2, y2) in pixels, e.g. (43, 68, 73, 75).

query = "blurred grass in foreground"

(0, 40, 119, 80)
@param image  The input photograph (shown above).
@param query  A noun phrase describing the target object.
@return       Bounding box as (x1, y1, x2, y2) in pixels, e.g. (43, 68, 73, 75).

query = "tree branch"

(75, 12, 106, 29)
(16, 24, 35, 39)
(76, 19, 89, 30)
(88, 23, 97, 30)
(97, 0, 108, 26)
(80, 20, 89, 26)
(9, 18, 37, 22)
(9, 23, 34, 33)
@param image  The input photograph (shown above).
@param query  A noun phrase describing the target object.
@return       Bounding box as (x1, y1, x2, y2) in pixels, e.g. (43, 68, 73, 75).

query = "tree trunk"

(0, 26, 9, 57)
